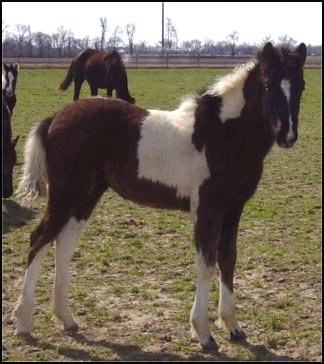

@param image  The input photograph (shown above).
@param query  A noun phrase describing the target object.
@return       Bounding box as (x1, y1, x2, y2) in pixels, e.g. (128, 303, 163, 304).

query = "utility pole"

(162, 2, 164, 54)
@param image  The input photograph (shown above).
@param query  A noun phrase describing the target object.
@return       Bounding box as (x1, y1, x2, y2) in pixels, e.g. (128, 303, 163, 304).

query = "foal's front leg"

(217, 205, 246, 340)
(190, 203, 223, 350)
(191, 253, 217, 350)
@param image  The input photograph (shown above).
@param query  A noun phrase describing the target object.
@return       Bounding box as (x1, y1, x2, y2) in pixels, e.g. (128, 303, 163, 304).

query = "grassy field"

(2, 67, 322, 361)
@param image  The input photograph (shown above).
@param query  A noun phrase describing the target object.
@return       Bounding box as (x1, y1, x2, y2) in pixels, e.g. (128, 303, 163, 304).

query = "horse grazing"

(59, 48, 135, 103)
(14, 42, 306, 350)
(2, 95, 19, 198)
(3, 63, 19, 114)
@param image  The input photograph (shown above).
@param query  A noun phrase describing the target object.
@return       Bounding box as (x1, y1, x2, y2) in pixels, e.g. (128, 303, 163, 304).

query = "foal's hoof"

(64, 323, 79, 333)
(14, 329, 32, 338)
(230, 328, 246, 341)
(201, 336, 219, 351)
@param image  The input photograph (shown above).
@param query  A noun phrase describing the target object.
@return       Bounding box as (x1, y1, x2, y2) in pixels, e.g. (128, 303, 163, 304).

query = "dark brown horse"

(14, 43, 306, 351)
(59, 48, 135, 103)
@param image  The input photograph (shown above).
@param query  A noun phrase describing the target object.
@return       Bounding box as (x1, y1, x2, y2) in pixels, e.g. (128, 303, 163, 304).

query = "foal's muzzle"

(5, 89, 14, 97)
(276, 132, 298, 148)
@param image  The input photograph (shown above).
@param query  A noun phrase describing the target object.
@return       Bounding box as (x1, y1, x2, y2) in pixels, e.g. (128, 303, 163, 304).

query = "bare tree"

(32, 32, 50, 57)
(100, 17, 108, 50)
(12, 24, 30, 56)
(2, 19, 9, 36)
(66, 30, 74, 57)
(226, 30, 239, 57)
(278, 35, 297, 47)
(126, 23, 136, 55)
(165, 17, 178, 52)
(107, 26, 123, 49)
(261, 35, 273, 46)
(51, 26, 67, 57)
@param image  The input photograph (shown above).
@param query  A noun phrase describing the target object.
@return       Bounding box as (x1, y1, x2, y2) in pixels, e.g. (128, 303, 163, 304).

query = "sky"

(2, 2, 322, 46)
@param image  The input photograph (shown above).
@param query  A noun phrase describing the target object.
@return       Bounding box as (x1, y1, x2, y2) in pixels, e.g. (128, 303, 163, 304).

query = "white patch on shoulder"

(205, 61, 256, 123)
(137, 98, 210, 199)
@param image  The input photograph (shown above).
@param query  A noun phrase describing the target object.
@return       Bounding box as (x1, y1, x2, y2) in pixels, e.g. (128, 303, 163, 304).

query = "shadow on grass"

(231, 338, 307, 361)
(2, 199, 37, 234)
(15, 331, 306, 361)
(17, 331, 231, 361)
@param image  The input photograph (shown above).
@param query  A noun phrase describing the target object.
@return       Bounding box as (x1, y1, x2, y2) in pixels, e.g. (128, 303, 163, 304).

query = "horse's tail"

(16, 117, 53, 207)
(59, 60, 74, 91)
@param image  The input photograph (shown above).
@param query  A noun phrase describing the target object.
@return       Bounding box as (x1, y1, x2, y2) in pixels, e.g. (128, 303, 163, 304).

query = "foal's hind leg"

(217, 205, 246, 340)
(52, 217, 87, 331)
(14, 213, 67, 335)
(53, 187, 107, 331)
(14, 244, 51, 335)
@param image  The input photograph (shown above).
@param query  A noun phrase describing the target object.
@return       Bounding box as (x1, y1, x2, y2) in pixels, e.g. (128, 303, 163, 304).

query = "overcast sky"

(2, 2, 322, 46)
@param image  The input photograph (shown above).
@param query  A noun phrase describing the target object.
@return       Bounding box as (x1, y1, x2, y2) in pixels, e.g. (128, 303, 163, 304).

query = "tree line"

(2, 17, 321, 58)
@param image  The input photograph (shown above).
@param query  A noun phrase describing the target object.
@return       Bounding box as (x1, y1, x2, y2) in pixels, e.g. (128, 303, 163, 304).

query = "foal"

(14, 43, 306, 350)
(3, 63, 19, 114)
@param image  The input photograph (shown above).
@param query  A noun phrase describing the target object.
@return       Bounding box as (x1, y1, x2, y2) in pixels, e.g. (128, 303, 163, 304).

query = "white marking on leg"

(190, 253, 215, 346)
(217, 280, 243, 336)
(14, 245, 51, 335)
(53, 217, 87, 330)
(137, 98, 210, 199)
(280, 79, 294, 142)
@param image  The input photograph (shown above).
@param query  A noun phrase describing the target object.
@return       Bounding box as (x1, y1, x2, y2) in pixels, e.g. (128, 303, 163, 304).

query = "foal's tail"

(16, 117, 53, 207)
(59, 60, 74, 91)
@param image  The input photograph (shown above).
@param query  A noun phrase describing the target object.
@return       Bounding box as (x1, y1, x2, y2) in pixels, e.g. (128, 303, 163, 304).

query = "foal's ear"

(4, 63, 9, 71)
(262, 42, 277, 66)
(295, 43, 307, 65)
(14, 63, 20, 70)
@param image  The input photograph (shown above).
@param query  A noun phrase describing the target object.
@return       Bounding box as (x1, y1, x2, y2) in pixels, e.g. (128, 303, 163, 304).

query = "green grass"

(2, 67, 322, 361)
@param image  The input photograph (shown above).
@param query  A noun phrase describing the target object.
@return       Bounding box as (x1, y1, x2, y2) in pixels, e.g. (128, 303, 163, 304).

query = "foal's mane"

(204, 61, 257, 97)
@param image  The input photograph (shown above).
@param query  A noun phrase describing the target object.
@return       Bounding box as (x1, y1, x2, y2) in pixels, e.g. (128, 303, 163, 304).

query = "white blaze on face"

(280, 79, 294, 141)
(137, 98, 210, 199)
(5, 71, 14, 96)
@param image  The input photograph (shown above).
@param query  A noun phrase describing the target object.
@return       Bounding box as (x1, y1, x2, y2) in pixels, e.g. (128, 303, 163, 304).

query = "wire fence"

(2, 54, 322, 68)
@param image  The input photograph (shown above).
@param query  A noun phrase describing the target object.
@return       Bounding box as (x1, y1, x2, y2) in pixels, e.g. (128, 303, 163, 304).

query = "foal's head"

(260, 42, 307, 148)
(3, 63, 19, 98)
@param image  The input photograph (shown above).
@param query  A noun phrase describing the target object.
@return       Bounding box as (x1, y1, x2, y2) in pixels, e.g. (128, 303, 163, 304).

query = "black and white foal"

(3, 63, 19, 114)
(14, 43, 306, 350)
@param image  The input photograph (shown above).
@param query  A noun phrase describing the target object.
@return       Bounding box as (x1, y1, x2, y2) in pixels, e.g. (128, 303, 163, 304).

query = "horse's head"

(103, 51, 135, 104)
(3, 63, 19, 98)
(260, 42, 307, 148)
